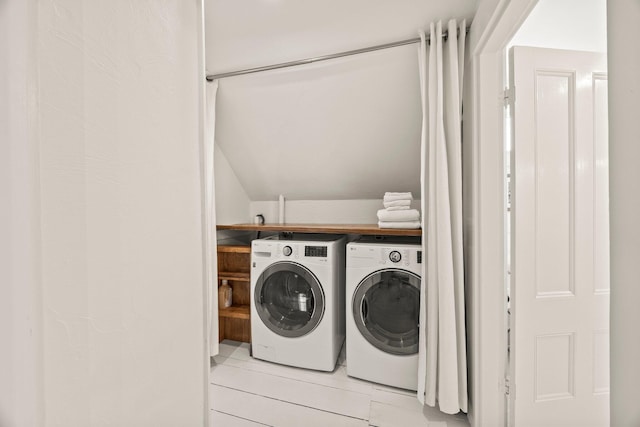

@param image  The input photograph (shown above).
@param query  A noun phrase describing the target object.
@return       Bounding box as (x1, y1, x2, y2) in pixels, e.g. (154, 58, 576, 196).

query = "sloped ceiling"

(205, 0, 477, 201)
(509, 0, 606, 52)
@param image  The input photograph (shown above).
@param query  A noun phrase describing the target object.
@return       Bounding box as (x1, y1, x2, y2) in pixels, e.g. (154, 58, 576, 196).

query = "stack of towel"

(377, 192, 421, 229)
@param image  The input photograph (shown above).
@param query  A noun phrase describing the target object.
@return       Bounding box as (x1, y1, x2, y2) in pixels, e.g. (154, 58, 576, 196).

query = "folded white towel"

(378, 220, 421, 229)
(377, 208, 420, 222)
(386, 206, 410, 211)
(383, 199, 412, 208)
(383, 192, 413, 202)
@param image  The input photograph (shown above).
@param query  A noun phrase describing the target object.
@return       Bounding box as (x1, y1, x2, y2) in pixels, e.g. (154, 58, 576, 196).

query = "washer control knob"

(282, 246, 293, 256)
(389, 250, 402, 263)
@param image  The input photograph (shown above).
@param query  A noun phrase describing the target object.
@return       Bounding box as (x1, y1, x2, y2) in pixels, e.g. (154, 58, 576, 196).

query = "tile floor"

(210, 340, 469, 427)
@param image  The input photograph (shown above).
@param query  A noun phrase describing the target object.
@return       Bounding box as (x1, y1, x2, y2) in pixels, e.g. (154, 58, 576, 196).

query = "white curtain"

(206, 80, 220, 356)
(417, 20, 468, 415)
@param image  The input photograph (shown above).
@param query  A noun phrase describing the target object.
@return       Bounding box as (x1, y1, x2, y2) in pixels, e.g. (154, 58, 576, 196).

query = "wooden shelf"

(219, 305, 251, 320)
(217, 245, 251, 343)
(217, 223, 422, 237)
(217, 245, 251, 254)
(218, 271, 250, 282)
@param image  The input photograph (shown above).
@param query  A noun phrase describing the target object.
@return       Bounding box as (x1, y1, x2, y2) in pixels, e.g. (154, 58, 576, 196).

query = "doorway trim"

(465, 0, 538, 426)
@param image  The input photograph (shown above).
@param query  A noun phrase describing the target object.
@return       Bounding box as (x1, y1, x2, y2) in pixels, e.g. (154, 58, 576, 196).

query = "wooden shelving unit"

(217, 271, 250, 282)
(217, 223, 422, 237)
(214, 224, 421, 344)
(217, 245, 251, 343)
(219, 305, 251, 320)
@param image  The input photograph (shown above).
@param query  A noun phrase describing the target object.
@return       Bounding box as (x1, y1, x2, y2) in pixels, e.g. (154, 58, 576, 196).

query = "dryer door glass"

(254, 261, 325, 338)
(352, 269, 421, 355)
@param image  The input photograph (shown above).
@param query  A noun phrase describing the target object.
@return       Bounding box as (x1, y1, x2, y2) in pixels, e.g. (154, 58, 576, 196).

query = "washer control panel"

(253, 236, 342, 265)
(389, 250, 402, 263)
(305, 246, 328, 257)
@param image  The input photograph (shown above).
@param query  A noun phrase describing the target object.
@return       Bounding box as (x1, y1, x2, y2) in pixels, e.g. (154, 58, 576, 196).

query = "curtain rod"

(206, 26, 469, 81)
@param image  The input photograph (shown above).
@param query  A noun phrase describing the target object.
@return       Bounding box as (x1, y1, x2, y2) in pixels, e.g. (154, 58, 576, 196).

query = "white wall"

(608, 1, 640, 425)
(213, 45, 422, 202)
(0, 1, 43, 425)
(509, 0, 607, 52)
(250, 199, 421, 224)
(214, 143, 251, 224)
(206, 0, 477, 209)
(205, 0, 477, 74)
(469, 1, 640, 427)
(34, 1, 207, 425)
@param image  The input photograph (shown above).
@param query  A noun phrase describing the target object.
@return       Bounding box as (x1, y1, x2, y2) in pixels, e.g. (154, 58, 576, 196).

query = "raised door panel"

(510, 46, 609, 427)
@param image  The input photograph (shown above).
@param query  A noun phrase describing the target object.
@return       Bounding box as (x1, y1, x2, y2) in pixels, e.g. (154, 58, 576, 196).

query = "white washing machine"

(346, 237, 422, 390)
(251, 233, 346, 371)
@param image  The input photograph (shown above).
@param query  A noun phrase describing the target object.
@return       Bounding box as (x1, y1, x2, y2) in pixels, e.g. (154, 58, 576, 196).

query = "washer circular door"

(352, 269, 421, 355)
(254, 261, 325, 338)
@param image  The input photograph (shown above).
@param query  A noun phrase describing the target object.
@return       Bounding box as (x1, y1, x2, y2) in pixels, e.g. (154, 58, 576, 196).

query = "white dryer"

(251, 233, 346, 371)
(346, 238, 422, 390)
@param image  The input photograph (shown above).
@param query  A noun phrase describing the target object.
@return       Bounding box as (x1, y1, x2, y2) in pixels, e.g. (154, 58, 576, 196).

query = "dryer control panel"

(347, 243, 422, 272)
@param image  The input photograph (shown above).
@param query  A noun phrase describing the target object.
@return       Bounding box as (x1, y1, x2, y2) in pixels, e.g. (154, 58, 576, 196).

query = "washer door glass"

(254, 261, 325, 338)
(353, 269, 421, 355)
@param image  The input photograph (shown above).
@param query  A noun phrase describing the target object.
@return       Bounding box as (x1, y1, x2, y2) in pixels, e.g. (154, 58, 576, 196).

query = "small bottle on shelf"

(218, 279, 233, 309)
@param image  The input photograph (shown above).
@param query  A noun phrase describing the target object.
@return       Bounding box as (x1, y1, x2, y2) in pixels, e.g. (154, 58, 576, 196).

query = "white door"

(509, 46, 609, 427)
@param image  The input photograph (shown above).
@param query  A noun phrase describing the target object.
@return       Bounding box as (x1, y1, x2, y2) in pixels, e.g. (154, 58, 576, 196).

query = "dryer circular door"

(254, 261, 325, 338)
(352, 269, 421, 355)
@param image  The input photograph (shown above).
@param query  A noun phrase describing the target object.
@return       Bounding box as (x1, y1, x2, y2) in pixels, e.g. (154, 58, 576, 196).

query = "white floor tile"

(214, 353, 373, 395)
(211, 340, 468, 427)
(369, 401, 430, 427)
(370, 388, 423, 412)
(421, 405, 469, 426)
(217, 340, 251, 361)
(211, 364, 371, 420)
(371, 382, 417, 397)
(211, 385, 368, 427)
(210, 410, 270, 426)
(369, 389, 469, 427)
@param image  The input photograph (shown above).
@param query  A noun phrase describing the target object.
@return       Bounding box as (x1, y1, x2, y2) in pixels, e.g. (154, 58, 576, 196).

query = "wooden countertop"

(216, 223, 422, 237)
